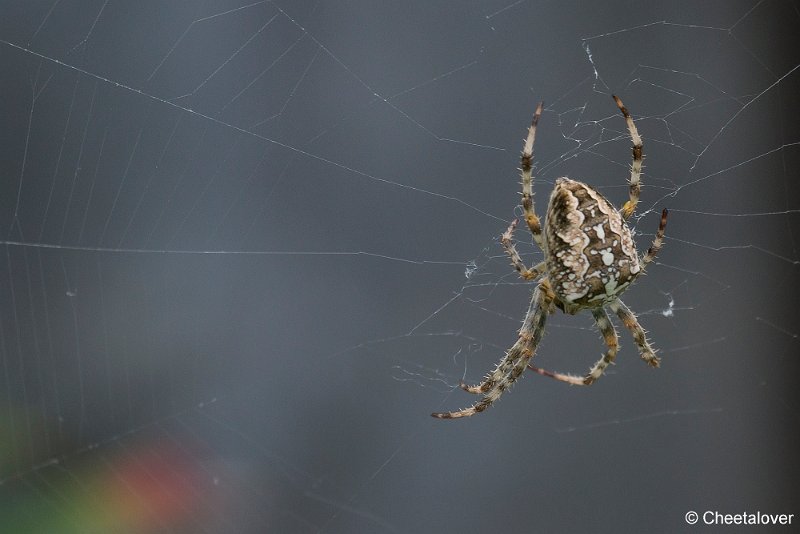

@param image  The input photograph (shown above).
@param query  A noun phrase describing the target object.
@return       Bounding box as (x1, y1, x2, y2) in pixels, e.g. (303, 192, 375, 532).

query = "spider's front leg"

(458, 278, 554, 395)
(609, 299, 660, 367)
(528, 306, 619, 385)
(432, 282, 553, 419)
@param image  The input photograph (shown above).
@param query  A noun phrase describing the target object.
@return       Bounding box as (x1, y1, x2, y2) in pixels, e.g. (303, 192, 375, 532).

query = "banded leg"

(501, 219, 545, 280)
(431, 283, 552, 419)
(612, 95, 642, 220)
(609, 299, 660, 367)
(528, 307, 619, 385)
(640, 208, 668, 270)
(520, 102, 545, 249)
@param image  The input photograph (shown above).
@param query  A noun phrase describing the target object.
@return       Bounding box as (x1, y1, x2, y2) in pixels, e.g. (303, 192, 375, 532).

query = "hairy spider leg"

(432, 283, 552, 418)
(610, 299, 660, 367)
(613, 95, 643, 221)
(640, 208, 668, 270)
(520, 102, 546, 249)
(501, 219, 546, 281)
(528, 307, 619, 385)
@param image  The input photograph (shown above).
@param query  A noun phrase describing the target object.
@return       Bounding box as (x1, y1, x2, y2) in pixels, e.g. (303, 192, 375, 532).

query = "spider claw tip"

(431, 411, 461, 419)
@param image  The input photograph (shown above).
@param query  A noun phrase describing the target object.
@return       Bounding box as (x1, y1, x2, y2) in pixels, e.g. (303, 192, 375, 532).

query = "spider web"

(0, 1, 798, 532)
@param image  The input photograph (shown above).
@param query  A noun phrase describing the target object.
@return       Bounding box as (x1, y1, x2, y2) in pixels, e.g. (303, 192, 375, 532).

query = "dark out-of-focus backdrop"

(0, 1, 798, 532)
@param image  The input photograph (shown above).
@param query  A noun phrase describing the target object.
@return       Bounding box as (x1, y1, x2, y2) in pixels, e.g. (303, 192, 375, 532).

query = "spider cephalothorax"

(432, 95, 668, 419)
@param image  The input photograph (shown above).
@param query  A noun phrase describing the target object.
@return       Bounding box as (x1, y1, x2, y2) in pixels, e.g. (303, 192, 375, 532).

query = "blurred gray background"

(0, 1, 798, 532)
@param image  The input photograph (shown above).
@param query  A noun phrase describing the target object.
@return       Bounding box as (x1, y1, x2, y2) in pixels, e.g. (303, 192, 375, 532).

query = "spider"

(432, 95, 668, 419)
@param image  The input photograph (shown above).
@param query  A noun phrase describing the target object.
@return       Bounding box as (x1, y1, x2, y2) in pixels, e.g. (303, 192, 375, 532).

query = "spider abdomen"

(545, 178, 640, 312)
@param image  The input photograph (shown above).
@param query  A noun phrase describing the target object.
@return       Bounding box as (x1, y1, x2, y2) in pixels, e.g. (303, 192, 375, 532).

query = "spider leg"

(608, 299, 660, 367)
(501, 219, 545, 280)
(520, 102, 546, 250)
(432, 283, 552, 419)
(639, 208, 668, 270)
(612, 95, 642, 221)
(528, 307, 619, 385)
(458, 279, 552, 394)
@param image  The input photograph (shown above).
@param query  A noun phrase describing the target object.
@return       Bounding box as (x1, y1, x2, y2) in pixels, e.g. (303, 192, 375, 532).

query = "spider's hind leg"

(640, 208, 668, 271)
(520, 102, 546, 249)
(612, 95, 642, 221)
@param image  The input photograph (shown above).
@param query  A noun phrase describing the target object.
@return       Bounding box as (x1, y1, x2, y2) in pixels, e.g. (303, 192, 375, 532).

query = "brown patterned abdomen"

(545, 178, 640, 312)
